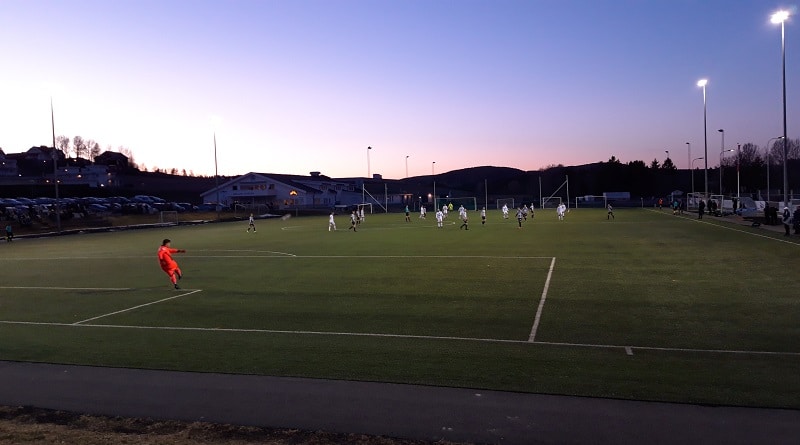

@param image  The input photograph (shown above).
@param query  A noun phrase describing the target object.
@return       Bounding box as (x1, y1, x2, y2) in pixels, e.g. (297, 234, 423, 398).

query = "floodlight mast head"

(771, 10, 790, 24)
(697, 79, 708, 87)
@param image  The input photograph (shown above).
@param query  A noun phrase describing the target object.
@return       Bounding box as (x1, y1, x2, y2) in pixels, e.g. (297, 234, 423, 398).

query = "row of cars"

(0, 195, 211, 219)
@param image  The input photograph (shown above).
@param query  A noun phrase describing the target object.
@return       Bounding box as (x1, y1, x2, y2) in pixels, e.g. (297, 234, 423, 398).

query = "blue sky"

(0, 0, 795, 178)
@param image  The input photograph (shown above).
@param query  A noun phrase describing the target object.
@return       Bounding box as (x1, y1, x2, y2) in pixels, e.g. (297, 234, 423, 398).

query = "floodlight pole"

(692, 157, 705, 198)
(214, 132, 220, 220)
(736, 143, 741, 202)
(50, 97, 61, 233)
(698, 79, 709, 198)
(771, 11, 790, 208)
(718, 129, 725, 194)
(765, 136, 784, 200)
(432, 161, 436, 209)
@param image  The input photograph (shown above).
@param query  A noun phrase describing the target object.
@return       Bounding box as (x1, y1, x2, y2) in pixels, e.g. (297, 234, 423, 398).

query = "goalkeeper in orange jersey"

(157, 238, 186, 289)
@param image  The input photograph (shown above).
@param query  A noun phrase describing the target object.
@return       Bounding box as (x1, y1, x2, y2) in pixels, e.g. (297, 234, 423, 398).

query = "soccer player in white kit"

(502, 204, 509, 219)
(557, 203, 566, 221)
(247, 213, 256, 232)
(442, 205, 448, 219)
(435, 209, 444, 228)
(480, 207, 486, 225)
(359, 207, 365, 225)
(328, 211, 336, 231)
(419, 205, 426, 219)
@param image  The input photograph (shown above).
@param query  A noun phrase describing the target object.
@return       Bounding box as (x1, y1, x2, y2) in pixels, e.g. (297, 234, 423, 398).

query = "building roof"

(201, 172, 341, 197)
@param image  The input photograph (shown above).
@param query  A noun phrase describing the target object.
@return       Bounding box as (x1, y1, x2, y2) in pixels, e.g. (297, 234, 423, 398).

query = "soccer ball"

(281, 214, 292, 221)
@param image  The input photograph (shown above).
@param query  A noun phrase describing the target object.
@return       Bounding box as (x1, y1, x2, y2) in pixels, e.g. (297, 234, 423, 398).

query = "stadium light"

(697, 79, 709, 198)
(771, 10, 790, 208)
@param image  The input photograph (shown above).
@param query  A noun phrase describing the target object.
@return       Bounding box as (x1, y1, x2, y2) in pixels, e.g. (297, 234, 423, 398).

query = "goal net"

(575, 195, 606, 208)
(436, 197, 478, 212)
(357, 203, 373, 214)
(496, 198, 515, 210)
(159, 211, 179, 225)
(540, 196, 562, 209)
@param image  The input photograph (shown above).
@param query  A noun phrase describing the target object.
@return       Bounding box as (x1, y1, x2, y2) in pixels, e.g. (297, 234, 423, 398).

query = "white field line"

(529, 257, 556, 342)
(196, 249, 296, 257)
(0, 286, 131, 291)
(646, 208, 800, 246)
(1, 255, 556, 261)
(1, 320, 799, 357)
(72, 289, 203, 325)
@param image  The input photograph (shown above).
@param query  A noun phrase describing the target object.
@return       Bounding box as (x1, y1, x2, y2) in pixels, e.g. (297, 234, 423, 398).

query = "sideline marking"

(0, 286, 131, 291)
(529, 257, 556, 342)
(646, 208, 800, 246)
(1, 320, 798, 357)
(1, 254, 554, 261)
(197, 249, 296, 257)
(72, 289, 203, 325)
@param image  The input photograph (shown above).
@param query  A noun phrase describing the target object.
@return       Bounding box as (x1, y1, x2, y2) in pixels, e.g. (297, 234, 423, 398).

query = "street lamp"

(771, 10, 790, 208)
(697, 79, 709, 198)
(718, 129, 725, 194)
(405, 155, 409, 178)
(720, 148, 734, 194)
(692, 157, 705, 199)
(765, 136, 785, 200)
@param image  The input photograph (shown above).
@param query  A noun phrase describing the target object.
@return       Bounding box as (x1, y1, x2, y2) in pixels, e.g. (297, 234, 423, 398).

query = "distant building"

(0, 149, 19, 177)
(54, 165, 120, 188)
(23, 146, 66, 163)
(200, 172, 362, 209)
(94, 151, 129, 169)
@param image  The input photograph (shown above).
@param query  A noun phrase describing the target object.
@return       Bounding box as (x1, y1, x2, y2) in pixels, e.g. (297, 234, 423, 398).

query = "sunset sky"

(0, 0, 796, 179)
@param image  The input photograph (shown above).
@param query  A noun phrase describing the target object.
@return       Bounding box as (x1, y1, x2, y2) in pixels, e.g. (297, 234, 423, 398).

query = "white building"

(200, 172, 362, 210)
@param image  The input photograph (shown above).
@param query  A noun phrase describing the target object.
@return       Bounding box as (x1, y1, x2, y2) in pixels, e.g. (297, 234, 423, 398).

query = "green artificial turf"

(1, 208, 798, 408)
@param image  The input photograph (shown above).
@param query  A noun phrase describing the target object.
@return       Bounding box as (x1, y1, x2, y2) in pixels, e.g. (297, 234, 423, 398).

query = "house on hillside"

(200, 172, 362, 210)
(23, 146, 66, 162)
(0, 149, 19, 176)
(94, 151, 129, 169)
(56, 165, 120, 188)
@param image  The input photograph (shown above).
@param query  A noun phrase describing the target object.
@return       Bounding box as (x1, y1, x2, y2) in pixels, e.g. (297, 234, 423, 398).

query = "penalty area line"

(72, 289, 203, 325)
(529, 257, 556, 342)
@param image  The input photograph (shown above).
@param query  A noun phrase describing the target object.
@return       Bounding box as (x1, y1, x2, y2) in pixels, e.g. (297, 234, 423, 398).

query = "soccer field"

(1, 208, 798, 408)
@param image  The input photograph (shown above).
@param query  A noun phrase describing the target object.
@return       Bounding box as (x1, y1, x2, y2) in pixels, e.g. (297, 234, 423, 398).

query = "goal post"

(575, 195, 606, 208)
(159, 211, 179, 225)
(357, 203, 373, 214)
(540, 196, 562, 209)
(496, 198, 515, 210)
(436, 197, 478, 212)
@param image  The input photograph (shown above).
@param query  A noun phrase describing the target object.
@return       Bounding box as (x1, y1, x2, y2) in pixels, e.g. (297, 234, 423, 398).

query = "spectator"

(793, 206, 800, 235)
